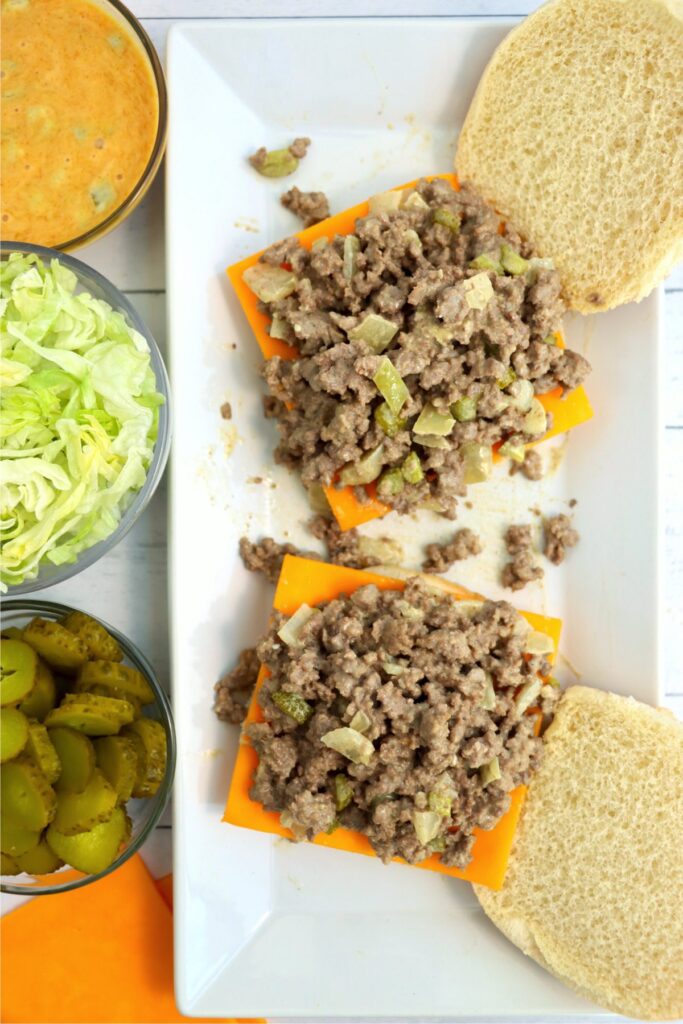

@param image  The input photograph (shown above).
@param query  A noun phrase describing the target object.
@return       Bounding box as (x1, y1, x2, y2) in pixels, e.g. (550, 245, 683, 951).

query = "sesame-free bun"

(456, 0, 683, 312)
(475, 686, 683, 1019)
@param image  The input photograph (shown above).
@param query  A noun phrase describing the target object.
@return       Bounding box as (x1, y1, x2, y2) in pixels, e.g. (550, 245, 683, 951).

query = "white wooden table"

(4, 0, 682, 932)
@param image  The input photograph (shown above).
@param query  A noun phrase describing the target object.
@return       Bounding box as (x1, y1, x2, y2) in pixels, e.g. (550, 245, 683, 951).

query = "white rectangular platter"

(166, 17, 661, 1018)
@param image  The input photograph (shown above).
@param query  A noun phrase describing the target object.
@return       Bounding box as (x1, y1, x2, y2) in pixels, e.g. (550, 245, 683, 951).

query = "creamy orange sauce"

(1, 0, 159, 247)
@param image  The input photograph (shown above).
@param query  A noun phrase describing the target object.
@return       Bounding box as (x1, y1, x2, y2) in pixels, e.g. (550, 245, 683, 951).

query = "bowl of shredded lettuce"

(0, 243, 170, 593)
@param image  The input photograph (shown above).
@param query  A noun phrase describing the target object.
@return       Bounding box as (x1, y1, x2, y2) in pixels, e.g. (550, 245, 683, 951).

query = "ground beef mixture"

(422, 528, 482, 573)
(246, 177, 590, 519)
(544, 514, 579, 565)
(248, 578, 558, 868)
(288, 137, 311, 160)
(509, 447, 543, 481)
(281, 187, 330, 227)
(501, 524, 543, 591)
(213, 647, 261, 724)
(220, 401, 232, 420)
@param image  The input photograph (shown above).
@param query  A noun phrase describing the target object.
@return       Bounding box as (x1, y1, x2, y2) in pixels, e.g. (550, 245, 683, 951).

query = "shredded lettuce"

(0, 253, 164, 590)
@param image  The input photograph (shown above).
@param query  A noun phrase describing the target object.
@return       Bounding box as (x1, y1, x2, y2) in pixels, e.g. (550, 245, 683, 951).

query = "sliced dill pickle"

(45, 693, 135, 736)
(61, 612, 123, 663)
(94, 735, 139, 803)
(0, 639, 38, 706)
(49, 727, 95, 794)
(76, 661, 154, 706)
(47, 806, 131, 875)
(15, 839, 64, 876)
(26, 721, 61, 784)
(0, 757, 57, 831)
(0, 816, 41, 856)
(22, 619, 89, 673)
(1, 852, 21, 875)
(123, 719, 167, 798)
(19, 660, 57, 720)
(51, 769, 116, 835)
(0, 707, 29, 762)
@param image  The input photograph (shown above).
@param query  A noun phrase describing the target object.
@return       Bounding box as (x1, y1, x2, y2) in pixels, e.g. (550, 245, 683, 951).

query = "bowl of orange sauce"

(1, 0, 166, 251)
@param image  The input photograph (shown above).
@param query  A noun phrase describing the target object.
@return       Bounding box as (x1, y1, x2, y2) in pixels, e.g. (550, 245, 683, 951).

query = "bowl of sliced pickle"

(0, 601, 175, 894)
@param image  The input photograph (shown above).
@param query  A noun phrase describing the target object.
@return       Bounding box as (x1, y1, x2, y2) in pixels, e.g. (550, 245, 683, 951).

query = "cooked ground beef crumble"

(247, 577, 558, 868)
(509, 447, 544, 481)
(281, 187, 330, 227)
(243, 177, 590, 519)
(502, 524, 543, 591)
(422, 528, 482, 573)
(214, 647, 261, 724)
(544, 514, 579, 565)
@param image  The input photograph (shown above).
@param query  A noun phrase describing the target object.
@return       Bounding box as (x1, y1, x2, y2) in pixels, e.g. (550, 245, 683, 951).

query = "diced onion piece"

(480, 674, 497, 711)
(461, 441, 493, 484)
(507, 379, 535, 412)
(455, 600, 485, 617)
(311, 236, 329, 252)
(433, 208, 461, 233)
(515, 678, 543, 717)
(339, 444, 385, 487)
(306, 483, 332, 515)
(412, 809, 442, 845)
(343, 235, 360, 282)
(403, 228, 423, 251)
(401, 451, 424, 484)
(377, 468, 404, 497)
(522, 398, 548, 436)
(524, 630, 555, 656)
(349, 709, 372, 734)
(395, 598, 424, 620)
(526, 256, 554, 282)
(415, 434, 449, 450)
(349, 314, 399, 353)
(401, 189, 429, 211)
(480, 757, 501, 788)
(412, 309, 453, 345)
(321, 727, 374, 765)
(269, 315, 291, 340)
(368, 190, 402, 216)
(500, 244, 528, 276)
(499, 439, 526, 463)
(243, 264, 297, 302)
(373, 358, 409, 415)
(356, 535, 404, 565)
(382, 661, 405, 676)
(463, 272, 494, 310)
(277, 603, 317, 647)
(413, 402, 455, 437)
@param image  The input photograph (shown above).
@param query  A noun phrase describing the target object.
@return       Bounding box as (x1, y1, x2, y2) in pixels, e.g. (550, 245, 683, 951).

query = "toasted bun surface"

(456, 0, 683, 313)
(475, 686, 683, 1020)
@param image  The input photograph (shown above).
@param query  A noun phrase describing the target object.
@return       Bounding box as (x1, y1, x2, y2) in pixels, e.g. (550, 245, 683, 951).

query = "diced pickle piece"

(497, 367, 517, 390)
(1, 817, 41, 856)
(47, 806, 131, 875)
(433, 208, 461, 233)
(343, 235, 360, 283)
(242, 264, 297, 303)
(0, 707, 29, 761)
(15, 839, 64, 876)
(1, 852, 21, 876)
(334, 775, 354, 812)
(75, 661, 154, 706)
(22, 619, 88, 673)
(49, 727, 95, 794)
(339, 444, 385, 487)
(1, 639, 38, 706)
(51, 769, 117, 835)
(373, 358, 409, 416)
(250, 147, 298, 178)
(452, 396, 477, 422)
(401, 451, 424, 484)
(271, 689, 313, 724)
(95, 735, 139, 803)
(413, 402, 455, 436)
(500, 244, 529, 276)
(377, 469, 404, 497)
(348, 314, 398, 353)
(61, 612, 123, 662)
(374, 402, 406, 438)
(470, 252, 503, 274)
(0, 757, 57, 831)
(45, 693, 136, 736)
(123, 719, 167, 799)
(499, 438, 526, 463)
(19, 660, 57, 720)
(26, 721, 61, 784)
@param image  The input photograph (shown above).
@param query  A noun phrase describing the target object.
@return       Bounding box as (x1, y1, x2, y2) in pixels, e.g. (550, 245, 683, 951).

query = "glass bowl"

(1, 242, 171, 595)
(0, 600, 176, 895)
(7, 0, 167, 252)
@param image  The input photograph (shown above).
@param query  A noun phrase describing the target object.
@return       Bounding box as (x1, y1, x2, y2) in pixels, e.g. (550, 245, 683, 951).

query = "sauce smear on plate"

(1, 0, 158, 247)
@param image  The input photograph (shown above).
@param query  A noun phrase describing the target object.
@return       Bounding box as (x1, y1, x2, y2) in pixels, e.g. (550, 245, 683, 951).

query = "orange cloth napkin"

(1, 855, 261, 1024)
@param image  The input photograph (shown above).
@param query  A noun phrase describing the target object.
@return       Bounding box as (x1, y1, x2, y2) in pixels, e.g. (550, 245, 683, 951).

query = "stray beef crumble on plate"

(242, 178, 591, 519)
(247, 577, 559, 869)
